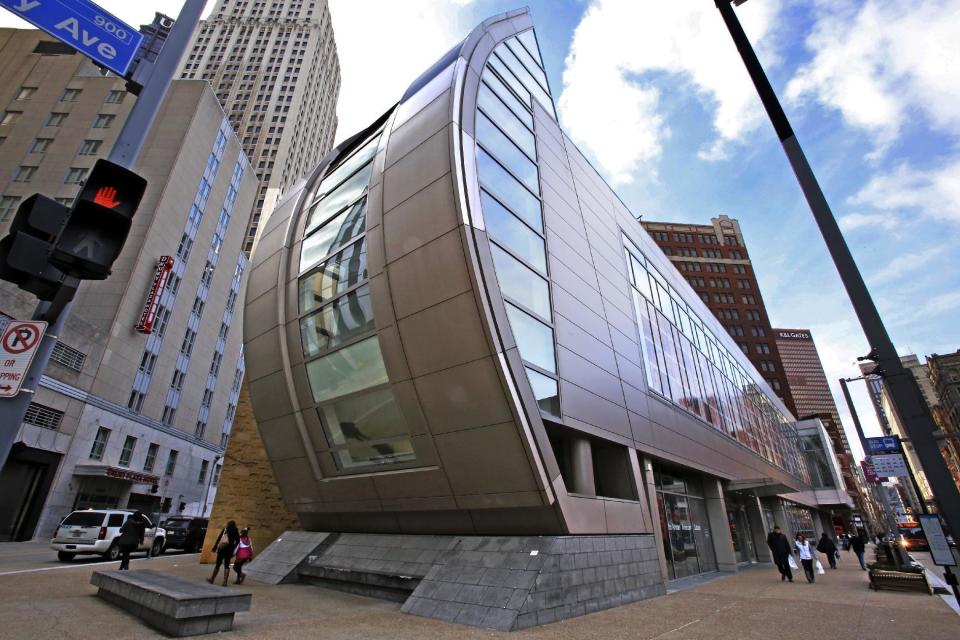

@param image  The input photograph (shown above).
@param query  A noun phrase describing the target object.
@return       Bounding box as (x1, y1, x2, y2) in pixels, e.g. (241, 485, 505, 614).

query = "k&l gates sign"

(1, 0, 143, 77)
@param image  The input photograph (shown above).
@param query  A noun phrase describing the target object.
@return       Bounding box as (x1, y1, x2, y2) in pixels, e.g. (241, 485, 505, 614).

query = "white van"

(50, 509, 166, 561)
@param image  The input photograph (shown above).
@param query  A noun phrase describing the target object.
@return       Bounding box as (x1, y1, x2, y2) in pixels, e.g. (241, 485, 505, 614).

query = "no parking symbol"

(0, 321, 48, 398)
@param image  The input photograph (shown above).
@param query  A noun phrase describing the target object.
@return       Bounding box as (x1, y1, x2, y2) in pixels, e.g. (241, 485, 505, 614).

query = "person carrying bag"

(207, 520, 239, 586)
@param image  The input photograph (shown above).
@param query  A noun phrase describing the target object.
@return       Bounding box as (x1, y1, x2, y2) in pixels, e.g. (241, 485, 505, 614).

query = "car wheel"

(57, 551, 76, 562)
(104, 542, 120, 562)
(152, 538, 164, 556)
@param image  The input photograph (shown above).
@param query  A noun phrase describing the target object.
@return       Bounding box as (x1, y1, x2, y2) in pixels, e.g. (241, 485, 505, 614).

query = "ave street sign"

(0, 0, 144, 77)
(870, 453, 910, 478)
(0, 320, 48, 398)
(866, 435, 902, 454)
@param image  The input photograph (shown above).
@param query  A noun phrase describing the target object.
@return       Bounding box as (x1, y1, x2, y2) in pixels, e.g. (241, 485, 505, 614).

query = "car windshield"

(61, 512, 105, 527)
(900, 527, 924, 540)
(165, 518, 189, 527)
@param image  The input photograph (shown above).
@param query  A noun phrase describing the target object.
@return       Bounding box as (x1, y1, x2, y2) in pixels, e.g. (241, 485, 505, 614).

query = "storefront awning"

(73, 464, 159, 485)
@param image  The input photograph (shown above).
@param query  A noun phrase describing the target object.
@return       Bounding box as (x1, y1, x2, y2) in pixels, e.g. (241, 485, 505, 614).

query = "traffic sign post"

(0, 0, 143, 77)
(0, 321, 47, 397)
(866, 435, 903, 454)
(918, 514, 958, 567)
(0, 0, 208, 474)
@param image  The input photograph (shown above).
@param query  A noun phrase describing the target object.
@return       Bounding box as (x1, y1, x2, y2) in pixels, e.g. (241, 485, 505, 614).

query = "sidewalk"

(0, 547, 956, 639)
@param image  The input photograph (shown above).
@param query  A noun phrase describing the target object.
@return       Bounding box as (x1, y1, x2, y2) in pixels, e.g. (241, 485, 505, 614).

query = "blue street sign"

(866, 435, 902, 454)
(1, 0, 144, 77)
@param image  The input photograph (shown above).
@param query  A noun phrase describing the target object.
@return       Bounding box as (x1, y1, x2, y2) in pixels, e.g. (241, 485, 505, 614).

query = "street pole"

(0, 0, 207, 473)
(715, 0, 960, 600)
(839, 377, 900, 538)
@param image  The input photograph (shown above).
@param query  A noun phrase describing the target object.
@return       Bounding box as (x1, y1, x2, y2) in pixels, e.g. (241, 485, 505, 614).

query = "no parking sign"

(0, 321, 47, 397)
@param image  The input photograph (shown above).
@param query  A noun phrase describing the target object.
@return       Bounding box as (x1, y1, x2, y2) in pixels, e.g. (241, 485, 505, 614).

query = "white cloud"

(787, 0, 960, 156)
(557, 0, 782, 185)
(328, 0, 474, 143)
(837, 212, 899, 233)
(848, 158, 960, 225)
(869, 246, 947, 284)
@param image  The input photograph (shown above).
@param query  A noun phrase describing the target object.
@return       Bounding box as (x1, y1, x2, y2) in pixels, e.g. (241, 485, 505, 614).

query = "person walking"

(207, 520, 240, 586)
(766, 525, 793, 582)
(816, 532, 838, 569)
(117, 511, 147, 570)
(795, 533, 815, 583)
(233, 528, 253, 585)
(849, 532, 867, 570)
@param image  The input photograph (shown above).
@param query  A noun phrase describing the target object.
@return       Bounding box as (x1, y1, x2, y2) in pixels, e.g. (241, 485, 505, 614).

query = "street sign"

(918, 514, 958, 567)
(0, 321, 48, 397)
(861, 459, 880, 483)
(866, 435, 902, 454)
(0, 0, 144, 77)
(871, 453, 910, 477)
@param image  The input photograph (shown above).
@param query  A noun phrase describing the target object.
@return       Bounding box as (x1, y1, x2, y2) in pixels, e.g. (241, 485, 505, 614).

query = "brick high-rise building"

(179, 0, 341, 253)
(640, 215, 796, 414)
(927, 350, 960, 490)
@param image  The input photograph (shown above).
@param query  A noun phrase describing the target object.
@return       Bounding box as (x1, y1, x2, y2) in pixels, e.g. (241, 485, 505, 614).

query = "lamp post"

(715, 0, 960, 600)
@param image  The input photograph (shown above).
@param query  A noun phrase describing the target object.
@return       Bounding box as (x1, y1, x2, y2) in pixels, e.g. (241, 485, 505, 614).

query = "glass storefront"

(785, 502, 816, 540)
(654, 464, 718, 579)
(725, 493, 757, 564)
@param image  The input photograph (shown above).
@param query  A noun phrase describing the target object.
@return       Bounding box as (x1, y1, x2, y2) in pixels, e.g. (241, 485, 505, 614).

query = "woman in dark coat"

(817, 532, 838, 569)
(207, 520, 240, 586)
(117, 511, 146, 570)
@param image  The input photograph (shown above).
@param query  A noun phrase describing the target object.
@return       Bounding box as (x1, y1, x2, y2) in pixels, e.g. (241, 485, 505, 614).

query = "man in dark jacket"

(767, 525, 793, 582)
(117, 511, 146, 570)
(817, 532, 839, 569)
(849, 532, 867, 570)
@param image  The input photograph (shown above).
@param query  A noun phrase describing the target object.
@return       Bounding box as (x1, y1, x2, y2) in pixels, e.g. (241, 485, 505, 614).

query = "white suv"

(50, 509, 166, 562)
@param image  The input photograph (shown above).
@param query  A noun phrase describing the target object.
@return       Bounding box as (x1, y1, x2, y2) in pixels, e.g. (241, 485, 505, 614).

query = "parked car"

(50, 509, 165, 561)
(161, 516, 208, 553)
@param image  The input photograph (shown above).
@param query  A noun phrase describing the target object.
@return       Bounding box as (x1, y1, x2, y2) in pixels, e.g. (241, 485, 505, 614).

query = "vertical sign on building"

(135, 256, 174, 334)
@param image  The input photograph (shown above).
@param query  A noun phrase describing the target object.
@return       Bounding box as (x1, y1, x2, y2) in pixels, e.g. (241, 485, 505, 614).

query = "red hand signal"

(93, 186, 121, 209)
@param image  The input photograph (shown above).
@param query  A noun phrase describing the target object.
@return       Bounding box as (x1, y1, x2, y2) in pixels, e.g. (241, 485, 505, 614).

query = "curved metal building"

(240, 9, 848, 626)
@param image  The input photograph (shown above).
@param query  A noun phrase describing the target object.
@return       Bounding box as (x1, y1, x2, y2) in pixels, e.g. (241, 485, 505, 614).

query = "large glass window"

(306, 336, 389, 405)
(299, 240, 368, 313)
(491, 245, 551, 320)
(655, 464, 717, 579)
(506, 38, 549, 91)
(477, 148, 541, 233)
(482, 191, 546, 273)
(478, 81, 536, 157)
(526, 367, 560, 416)
(301, 286, 374, 357)
(476, 112, 538, 192)
(300, 198, 366, 272)
(486, 55, 531, 108)
(481, 68, 533, 129)
(318, 388, 416, 469)
(312, 134, 379, 202)
(304, 161, 373, 235)
(506, 303, 556, 374)
(492, 46, 555, 118)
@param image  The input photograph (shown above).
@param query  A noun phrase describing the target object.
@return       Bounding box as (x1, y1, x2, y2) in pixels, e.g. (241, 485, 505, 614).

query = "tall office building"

(927, 350, 960, 490)
(640, 215, 796, 414)
(180, 0, 341, 253)
(0, 29, 255, 541)
(774, 330, 858, 490)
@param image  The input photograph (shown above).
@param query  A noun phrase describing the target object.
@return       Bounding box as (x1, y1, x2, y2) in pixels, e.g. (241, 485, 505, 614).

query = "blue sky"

(3, 1, 958, 460)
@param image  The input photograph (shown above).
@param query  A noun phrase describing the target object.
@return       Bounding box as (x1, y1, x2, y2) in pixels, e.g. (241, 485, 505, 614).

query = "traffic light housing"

(49, 159, 147, 280)
(0, 194, 71, 300)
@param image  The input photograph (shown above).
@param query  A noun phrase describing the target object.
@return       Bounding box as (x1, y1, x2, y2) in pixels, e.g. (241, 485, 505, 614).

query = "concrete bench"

(867, 568, 932, 594)
(91, 570, 251, 636)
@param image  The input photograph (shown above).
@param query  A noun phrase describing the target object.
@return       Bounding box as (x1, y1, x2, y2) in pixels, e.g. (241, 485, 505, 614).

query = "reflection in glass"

(493, 47, 555, 118)
(300, 286, 374, 357)
(482, 191, 546, 273)
(305, 161, 373, 234)
(320, 387, 409, 446)
(492, 245, 551, 320)
(506, 38, 549, 91)
(481, 68, 533, 129)
(478, 82, 536, 157)
(306, 336, 389, 405)
(526, 367, 559, 415)
(334, 438, 415, 469)
(476, 112, 538, 192)
(300, 198, 366, 272)
(477, 148, 542, 233)
(299, 240, 368, 313)
(506, 303, 556, 373)
(312, 134, 379, 202)
(517, 30, 543, 69)
(486, 56, 531, 107)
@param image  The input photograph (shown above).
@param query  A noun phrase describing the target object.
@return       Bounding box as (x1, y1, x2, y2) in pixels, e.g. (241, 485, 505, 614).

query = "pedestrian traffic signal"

(0, 194, 71, 300)
(49, 159, 147, 280)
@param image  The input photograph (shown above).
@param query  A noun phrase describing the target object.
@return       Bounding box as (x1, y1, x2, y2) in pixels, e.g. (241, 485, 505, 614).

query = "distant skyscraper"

(640, 215, 796, 414)
(180, 0, 341, 253)
(927, 350, 960, 490)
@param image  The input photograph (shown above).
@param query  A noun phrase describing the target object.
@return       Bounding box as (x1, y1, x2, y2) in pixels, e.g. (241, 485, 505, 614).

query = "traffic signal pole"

(715, 0, 960, 601)
(0, 0, 208, 472)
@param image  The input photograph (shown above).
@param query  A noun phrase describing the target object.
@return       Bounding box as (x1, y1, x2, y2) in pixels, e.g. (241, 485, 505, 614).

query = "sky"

(2, 1, 958, 463)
